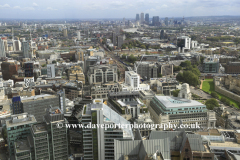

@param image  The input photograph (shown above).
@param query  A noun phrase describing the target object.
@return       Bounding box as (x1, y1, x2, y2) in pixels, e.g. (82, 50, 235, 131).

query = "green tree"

(172, 89, 180, 97)
(52, 60, 57, 64)
(211, 92, 219, 99)
(41, 64, 47, 67)
(205, 98, 219, 110)
(173, 66, 182, 72)
(158, 73, 162, 78)
(176, 72, 184, 82)
(180, 60, 191, 68)
(122, 54, 127, 59)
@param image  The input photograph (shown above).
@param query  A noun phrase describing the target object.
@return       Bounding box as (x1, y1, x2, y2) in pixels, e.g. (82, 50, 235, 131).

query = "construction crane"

(134, 54, 145, 74)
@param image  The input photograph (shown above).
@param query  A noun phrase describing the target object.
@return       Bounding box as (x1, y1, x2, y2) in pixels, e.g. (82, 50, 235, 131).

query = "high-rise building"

(77, 31, 81, 40)
(0, 38, 6, 57)
(80, 99, 134, 160)
(14, 40, 21, 51)
(145, 13, 149, 24)
(22, 41, 31, 58)
(63, 29, 68, 37)
(6, 113, 37, 159)
(43, 106, 68, 160)
(112, 32, 116, 46)
(160, 30, 165, 39)
(140, 12, 144, 23)
(165, 17, 169, 26)
(24, 62, 34, 77)
(134, 61, 158, 80)
(152, 16, 160, 26)
(47, 64, 55, 78)
(1, 61, 18, 80)
(136, 14, 140, 21)
(117, 35, 123, 48)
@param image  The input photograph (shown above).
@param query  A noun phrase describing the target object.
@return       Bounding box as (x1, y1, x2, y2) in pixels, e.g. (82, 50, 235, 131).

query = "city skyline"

(0, 0, 240, 19)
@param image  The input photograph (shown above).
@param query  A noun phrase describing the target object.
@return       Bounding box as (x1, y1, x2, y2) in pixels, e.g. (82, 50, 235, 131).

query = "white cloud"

(13, 6, 21, 9)
(33, 3, 38, 7)
(0, 4, 10, 8)
(161, 4, 168, 8)
(23, 7, 35, 11)
(46, 7, 57, 11)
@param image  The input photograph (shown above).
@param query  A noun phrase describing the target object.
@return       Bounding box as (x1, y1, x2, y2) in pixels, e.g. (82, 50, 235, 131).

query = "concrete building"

(67, 65, 85, 83)
(75, 49, 84, 61)
(152, 16, 159, 26)
(148, 95, 216, 129)
(145, 13, 149, 24)
(150, 78, 181, 95)
(91, 82, 120, 100)
(136, 14, 140, 21)
(117, 35, 124, 48)
(43, 106, 68, 160)
(112, 32, 116, 46)
(47, 64, 55, 78)
(178, 83, 192, 100)
(177, 36, 191, 52)
(203, 56, 219, 73)
(77, 31, 81, 40)
(24, 77, 34, 87)
(140, 12, 144, 24)
(165, 17, 169, 26)
(134, 61, 158, 80)
(6, 113, 37, 159)
(80, 99, 134, 160)
(121, 71, 150, 91)
(1, 61, 18, 80)
(0, 38, 6, 57)
(63, 29, 68, 37)
(17, 94, 60, 122)
(87, 64, 118, 84)
(225, 62, 240, 74)
(22, 41, 32, 58)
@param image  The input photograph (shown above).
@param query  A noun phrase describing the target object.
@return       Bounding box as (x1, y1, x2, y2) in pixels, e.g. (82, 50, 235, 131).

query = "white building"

(177, 36, 191, 52)
(47, 64, 55, 78)
(178, 83, 192, 100)
(121, 71, 150, 91)
(0, 38, 6, 57)
(24, 77, 34, 87)
(77, 31, 81, 40)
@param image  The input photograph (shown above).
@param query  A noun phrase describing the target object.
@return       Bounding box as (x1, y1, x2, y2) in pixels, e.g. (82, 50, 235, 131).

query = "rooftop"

(155, 96, 205, 108)
(14, 139, 30, 153)
(6, 113, 37, 128)
(32, 123, 47, 134)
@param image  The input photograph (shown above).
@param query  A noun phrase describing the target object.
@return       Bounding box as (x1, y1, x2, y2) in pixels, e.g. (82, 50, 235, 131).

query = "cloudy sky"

(0, 0, 240, 19)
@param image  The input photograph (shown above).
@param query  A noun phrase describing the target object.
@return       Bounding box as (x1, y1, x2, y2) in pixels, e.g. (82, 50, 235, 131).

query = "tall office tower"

(22, 41, 32, 58)
(24, 62, 34, 77)
(152, 16, 160, 26)
(123, 17, 125, 25)
(80, 99, 134, 160)
(128, 20, 130, 26)
(6, 113, 37, 159)
(160, 30, 165, 39)
(136, 13, 140, 21)
(77, 31, 81, 40)
(140, 12, 144, 23)
(165, 17, 169, 26)
(112, 32, 116, 46)
(14, 40, 21, 51)
(3, 39, 8, 52)
(43, 106, 68, 160)
(0, 38, 6, 57)
(47, 64, 55, 78)
(63, 29, 68, 37)
(145, 13, 149, 24)
(117, 35, 123, 48)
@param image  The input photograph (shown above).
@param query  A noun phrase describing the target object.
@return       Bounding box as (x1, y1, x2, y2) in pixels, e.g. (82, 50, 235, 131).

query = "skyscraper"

(160, 30, 165, 39)
(152, 16, 160, 26)
(112, 32, 116, 46)
(145, 13, 149, 24)
(77, 31, 81, 40)
(141, 12, 144, 23)
(136, 14, 140, 21)
(0, 38, 6, 57)
(63, 29, 68, 37)
(117, 35, 123, 48)
(165, 17, 169, 26)
(22, 41, 31, 58)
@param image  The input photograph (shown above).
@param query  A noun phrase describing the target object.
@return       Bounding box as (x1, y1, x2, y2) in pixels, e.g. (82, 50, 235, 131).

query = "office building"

(22, 41, 32, 58)
(84, 56, 99, 73)
(140, 12, 144, 23)
(112, 32, 116, 46)
(87, 64, 118, 84)
(15, 94, 60, 122)
(43, 106, 68, 160)
(63, 29, 68, 37)
(148, 95, 216, 129)
(6, 113, 37, 159)
(80, 99, 134, 160)
(202, 57, 219, 73)
(136, 14, 140, 21)
(177, 36, 191, 52)
(67, 65, 85, 83)
(77, 31, 81, 40)
(24, 62, 34, 77)
(1, 61, 18, 80)
(150, 78, 181, 95)
(47, 64, 55, 78)
(160, 30, 165, 39)
(152, 16, 159, 26)
(224, 61, 240, 74)
(14, 40, 21, 51)
(14, 139, 32, 160)
(121, 71, 150, 91)
(134, 61, 158, 80)
(145, 13, 149, 24)
(117, 35, 123, 48)
(91, 82, 120, 100)
(0, 38, 6, 57)
(165, 17, 169, 26)
(75, 49, 84, 61)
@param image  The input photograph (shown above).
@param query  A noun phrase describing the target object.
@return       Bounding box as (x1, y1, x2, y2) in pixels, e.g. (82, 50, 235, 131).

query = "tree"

(205, 98, 219, 110)
(211, 92, 219, 99)
(158, 73, 162, 78)
(41, 64, 47, 67)
(172, 89, 180, 97)
(122, 54, 127, 59)
(52, 60, 57, 64)
(176, 72, 184, 82)
(173, 66, 182, 72)
(180, 60, 191, 68)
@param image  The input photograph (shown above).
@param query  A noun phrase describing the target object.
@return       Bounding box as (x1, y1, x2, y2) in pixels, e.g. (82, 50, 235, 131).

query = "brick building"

(225, 62, 240, 74)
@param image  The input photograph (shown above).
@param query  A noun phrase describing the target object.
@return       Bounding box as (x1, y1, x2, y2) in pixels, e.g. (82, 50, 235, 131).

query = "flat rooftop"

(32, 123, 47, 134)
(21, 94, 57, 102)
(155, 96, 205, 108)
(14, 139, 30, 153)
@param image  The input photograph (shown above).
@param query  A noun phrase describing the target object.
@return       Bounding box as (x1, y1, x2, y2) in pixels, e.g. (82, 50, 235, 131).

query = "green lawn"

(202, 79, 239, 108)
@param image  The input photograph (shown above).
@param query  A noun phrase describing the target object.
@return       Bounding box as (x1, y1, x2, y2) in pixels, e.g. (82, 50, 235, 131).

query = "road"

(190, 86, 211, 99)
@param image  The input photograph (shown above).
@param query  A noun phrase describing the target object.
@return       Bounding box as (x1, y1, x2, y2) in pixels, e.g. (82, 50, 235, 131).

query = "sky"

(0, 0, 240, 19)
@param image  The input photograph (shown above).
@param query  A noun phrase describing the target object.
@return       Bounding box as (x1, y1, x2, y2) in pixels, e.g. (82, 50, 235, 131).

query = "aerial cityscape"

(1, 0, 240, 160)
